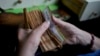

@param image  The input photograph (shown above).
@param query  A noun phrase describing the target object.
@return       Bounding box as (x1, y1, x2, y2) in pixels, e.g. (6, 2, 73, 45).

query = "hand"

(18, 21, 50, 56)
(52, 16, 92, 45)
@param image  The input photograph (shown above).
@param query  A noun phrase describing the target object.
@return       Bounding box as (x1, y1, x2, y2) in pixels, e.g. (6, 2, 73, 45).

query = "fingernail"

(42, 21, 50, 28)
(45, 21, 50, 25)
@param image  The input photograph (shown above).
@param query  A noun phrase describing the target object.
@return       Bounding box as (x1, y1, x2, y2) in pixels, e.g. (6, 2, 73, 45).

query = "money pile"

(23, 7, 65, 52)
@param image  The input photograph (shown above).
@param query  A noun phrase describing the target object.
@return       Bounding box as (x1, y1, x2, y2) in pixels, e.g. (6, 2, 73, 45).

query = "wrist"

(76, 30, 92, 45)
(91, 35, 100, 50)
(18, 43, 38, 56)
(85, 34, 94, 49)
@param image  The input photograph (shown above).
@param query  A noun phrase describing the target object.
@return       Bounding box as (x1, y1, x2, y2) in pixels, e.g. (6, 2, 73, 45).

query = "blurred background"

(0, 0, 100, 56)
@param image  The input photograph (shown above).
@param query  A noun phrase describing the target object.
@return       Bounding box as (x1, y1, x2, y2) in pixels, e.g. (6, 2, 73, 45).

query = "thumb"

(52, 16, 67, 27)
(52, 16, 78, 30)
(33, 21, 50, 37)
(27, 21, 50, 45)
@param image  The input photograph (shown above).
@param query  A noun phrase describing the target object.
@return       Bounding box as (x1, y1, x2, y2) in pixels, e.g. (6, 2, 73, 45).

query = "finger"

(18, 28, 32, 42)
(18, 28, 26, 42)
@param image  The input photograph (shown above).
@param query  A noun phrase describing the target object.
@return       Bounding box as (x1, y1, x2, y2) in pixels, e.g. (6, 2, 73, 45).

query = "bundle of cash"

(23, 7, 65, 52)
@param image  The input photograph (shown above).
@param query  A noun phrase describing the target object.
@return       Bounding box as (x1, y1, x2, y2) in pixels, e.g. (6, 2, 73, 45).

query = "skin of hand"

(18, 21, 50, 56)
(53, 16, 100, 50)
(92, 35, 100, 50)
(52, 16, 100, 50)
(52, 16, 92, 46)
(17, 16, 100, 56)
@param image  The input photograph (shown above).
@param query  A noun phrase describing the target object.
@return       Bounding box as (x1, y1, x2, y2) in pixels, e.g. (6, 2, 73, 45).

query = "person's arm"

(78, 50, 100, 56)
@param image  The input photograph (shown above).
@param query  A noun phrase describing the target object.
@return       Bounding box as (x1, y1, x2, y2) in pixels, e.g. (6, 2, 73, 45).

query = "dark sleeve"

(78, 50, 100, 56)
